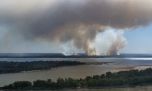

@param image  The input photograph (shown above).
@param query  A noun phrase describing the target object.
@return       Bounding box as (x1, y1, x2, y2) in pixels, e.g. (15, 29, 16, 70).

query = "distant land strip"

(0, 53, 152, 58)
(0, 61, 86, 74)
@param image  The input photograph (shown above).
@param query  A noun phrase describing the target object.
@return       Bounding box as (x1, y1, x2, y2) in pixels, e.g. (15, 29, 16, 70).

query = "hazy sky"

(0, 0, 152, 54)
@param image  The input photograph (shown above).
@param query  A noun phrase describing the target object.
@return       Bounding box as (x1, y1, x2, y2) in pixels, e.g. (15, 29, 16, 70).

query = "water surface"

(0, 58, 152, 87)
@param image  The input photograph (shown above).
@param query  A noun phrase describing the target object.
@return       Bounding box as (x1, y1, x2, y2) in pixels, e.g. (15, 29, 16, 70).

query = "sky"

(0, 0, 152, 55)
(123, 24, 152, 54)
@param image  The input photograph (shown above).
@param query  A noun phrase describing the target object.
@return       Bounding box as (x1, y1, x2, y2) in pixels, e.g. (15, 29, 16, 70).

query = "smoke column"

(0, 0, 152, 55)
(94, 28, 126, 56)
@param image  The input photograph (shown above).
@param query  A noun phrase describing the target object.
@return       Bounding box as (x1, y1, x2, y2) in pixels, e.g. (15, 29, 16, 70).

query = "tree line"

(2, 68, 152, 90)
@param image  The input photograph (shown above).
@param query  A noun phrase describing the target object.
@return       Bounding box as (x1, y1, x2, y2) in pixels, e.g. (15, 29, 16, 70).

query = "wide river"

(1, 58, 152, 91)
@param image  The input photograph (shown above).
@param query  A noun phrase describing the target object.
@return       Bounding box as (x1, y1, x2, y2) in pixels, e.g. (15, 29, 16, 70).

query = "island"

(0, 61, 85, 74)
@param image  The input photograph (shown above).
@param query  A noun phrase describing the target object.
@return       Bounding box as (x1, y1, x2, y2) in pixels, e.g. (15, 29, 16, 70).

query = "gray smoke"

(0, 0, 152, 55)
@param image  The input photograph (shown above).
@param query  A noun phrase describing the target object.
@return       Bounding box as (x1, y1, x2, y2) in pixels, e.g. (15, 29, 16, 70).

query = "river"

(0, 58, 152, 90)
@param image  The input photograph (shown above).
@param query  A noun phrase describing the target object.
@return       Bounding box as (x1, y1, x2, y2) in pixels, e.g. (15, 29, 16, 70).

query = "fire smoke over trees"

(0, 0, 152, 55)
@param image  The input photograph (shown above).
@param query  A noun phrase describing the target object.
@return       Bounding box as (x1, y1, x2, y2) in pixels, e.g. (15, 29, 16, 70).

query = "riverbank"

(2, 68, 152, 90)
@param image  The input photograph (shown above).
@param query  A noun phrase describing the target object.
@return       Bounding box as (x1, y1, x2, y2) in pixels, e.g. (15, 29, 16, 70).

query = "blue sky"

(123, 24, 152, 54)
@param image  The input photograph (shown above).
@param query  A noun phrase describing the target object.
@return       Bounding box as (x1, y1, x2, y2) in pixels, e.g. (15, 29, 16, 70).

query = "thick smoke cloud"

(0, 0, 152, 55)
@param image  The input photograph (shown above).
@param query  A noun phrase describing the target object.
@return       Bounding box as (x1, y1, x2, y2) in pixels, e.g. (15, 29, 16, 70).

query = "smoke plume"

(0, 0, 152, 55)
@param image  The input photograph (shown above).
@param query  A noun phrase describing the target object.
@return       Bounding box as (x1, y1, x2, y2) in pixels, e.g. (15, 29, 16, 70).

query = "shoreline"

(112, 65, 152, 72)
(0, 61, 86, 75)
(2, 68, 152, 90)
(0, 61, 112, 75)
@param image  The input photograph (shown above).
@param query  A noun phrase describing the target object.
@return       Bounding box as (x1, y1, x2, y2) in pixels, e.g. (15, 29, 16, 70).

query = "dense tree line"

(2, 68, 152, 90)
(0, 61, 85, 74)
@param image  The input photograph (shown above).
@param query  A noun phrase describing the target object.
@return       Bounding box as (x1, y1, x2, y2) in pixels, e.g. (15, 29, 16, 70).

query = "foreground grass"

(1, 68, 152, 90)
